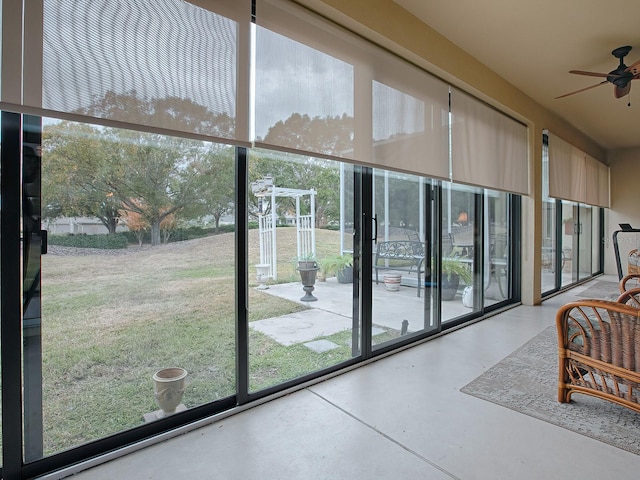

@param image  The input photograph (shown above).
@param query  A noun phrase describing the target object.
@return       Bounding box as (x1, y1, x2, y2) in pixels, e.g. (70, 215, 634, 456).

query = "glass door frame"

(541, 197, 604, 298)
(1, 114, 522, 479)
(367, 169, 442, 354)
(1, 111, 24, 480)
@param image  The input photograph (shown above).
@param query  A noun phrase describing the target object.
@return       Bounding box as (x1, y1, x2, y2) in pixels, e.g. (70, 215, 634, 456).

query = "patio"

(251, 276, 474, 347)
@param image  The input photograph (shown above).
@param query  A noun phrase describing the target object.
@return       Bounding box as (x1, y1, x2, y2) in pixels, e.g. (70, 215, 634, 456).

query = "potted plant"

(295, 254, 319, 301)
(320, 254, 353, 283)
(441, 257, 472, 301)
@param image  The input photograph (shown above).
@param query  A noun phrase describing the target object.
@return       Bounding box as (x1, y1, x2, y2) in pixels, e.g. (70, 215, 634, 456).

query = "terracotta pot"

(383, 273, 402, 291)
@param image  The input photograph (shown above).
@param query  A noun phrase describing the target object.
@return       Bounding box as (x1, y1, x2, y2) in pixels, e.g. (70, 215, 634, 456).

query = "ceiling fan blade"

(555, 80, 609, 99)
(614, 83, 631, 98)
(569, 70, 613, 78)
(625, 58, 640, 75)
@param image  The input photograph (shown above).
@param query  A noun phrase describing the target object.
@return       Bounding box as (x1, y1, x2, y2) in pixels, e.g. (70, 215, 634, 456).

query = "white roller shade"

(27, 0, 250, 144)
(598, 160, 610, 208)
(371, 54, 450, 180)
(548, 133, 608, 206)
(254, 4, 355, 159)
(585, 155, 600, 206)
(450, 88, 528, 195)
(255, 0, 449, 179)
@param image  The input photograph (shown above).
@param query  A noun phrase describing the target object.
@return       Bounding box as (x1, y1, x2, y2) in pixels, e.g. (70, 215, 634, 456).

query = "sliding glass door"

(441, 183, 478, 323)
(543, 198, 603, 295)
(577, 204, 593, 281)
(247, 150, 359, 393)
(371, 170, 436, 348)
(560, 201, 577, 287)
(484, 190, 511, 307)
(542, 133, 607, 296)
(28, 118, 238, 459)
(1, 0, 527, 474)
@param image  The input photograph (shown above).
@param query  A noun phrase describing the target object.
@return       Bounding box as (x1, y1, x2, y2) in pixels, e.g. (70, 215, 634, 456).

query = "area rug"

(461, 326, 640, 455)
(576, 281, 620, 299)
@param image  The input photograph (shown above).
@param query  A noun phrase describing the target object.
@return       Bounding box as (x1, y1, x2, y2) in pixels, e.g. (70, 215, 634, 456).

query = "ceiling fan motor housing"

(609, 46, 633, 87)
(608, 70, 633, 87)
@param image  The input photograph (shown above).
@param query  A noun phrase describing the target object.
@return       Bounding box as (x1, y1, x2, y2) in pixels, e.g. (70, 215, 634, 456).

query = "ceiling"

(394, 0, 640, 151)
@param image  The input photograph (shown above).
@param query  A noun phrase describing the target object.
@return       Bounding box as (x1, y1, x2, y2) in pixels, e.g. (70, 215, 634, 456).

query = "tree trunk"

(150, 221, 161, 246)
(107, 217, 118, 234)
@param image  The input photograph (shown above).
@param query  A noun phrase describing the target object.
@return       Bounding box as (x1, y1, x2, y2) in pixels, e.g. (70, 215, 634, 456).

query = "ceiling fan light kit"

(556, 45, 640, 102)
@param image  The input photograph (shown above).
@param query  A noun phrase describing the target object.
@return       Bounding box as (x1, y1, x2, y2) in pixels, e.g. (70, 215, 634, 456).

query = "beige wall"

(294, 0, 613, 304)
(605, 148, 640, 277)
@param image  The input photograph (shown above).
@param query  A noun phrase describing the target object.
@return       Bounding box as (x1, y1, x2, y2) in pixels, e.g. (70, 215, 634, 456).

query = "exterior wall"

(45, 217, 128, 235)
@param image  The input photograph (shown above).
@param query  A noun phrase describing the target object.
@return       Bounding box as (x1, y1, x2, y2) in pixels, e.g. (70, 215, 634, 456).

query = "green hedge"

(51, 223, 257, 249)
(122, 226, 209, 244)
(49, 234, 129, 249)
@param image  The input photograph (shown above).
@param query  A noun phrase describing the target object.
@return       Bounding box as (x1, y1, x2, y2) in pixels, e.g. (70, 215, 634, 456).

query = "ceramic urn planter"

(153, 367, 188, 417)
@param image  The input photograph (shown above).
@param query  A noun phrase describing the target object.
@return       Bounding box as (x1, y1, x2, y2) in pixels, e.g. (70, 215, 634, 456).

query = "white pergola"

(251, 177, 316, 280)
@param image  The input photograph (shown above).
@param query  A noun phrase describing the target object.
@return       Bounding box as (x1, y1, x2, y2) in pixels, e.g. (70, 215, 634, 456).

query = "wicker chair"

(616, 287, 640, 309)
(556, 299, 640, 414)
(620, 273, 640, 293)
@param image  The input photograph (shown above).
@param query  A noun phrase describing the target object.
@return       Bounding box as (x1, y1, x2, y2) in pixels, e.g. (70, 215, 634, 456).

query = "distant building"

(44, 217, 129, 235)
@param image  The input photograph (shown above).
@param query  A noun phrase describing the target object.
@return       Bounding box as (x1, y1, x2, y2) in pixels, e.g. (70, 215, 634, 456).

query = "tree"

(43, 91, 238, 246)
(260, 113, 353, 157)
(183, 147, 235, 230)
(106, 128, 199, 246)
(42, 122, 123, 233)
(79, 90, 235, 138)
(120, 202, 148, 246)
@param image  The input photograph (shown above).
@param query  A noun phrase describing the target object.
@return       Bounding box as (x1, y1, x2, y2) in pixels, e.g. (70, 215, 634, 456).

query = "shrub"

(212, 224, 236, 234)
(48, 234, 129, 249)
(169, 226, 209, 242)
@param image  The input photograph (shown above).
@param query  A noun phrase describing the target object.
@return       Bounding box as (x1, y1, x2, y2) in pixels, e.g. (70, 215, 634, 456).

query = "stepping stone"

(372, 326, 386, 336)
(304, 339, 339, 353)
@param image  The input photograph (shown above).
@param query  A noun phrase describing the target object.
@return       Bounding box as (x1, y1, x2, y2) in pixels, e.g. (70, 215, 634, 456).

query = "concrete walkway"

(251, 277, 472, 346)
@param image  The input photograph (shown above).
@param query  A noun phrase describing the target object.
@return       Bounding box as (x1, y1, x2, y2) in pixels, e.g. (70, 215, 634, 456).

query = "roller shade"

(371, 55, 450, 180)
(598, 160, 610, 208)
(28, 0, 250, 145)
(548, 133, 608, 207)
(450, 88, 528, 195)
(254, 0, 449, 179)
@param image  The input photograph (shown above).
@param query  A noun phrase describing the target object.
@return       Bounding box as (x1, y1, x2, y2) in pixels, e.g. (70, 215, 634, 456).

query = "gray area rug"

(461, 326, 640, 455)
(576, 281, 620, 300)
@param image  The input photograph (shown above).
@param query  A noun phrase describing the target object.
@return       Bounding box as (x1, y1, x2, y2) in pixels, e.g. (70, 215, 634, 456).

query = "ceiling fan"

(556, 45, 640, 100)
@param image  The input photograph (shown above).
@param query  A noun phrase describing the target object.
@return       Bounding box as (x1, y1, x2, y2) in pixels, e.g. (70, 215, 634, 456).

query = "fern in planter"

(320, 254, 353, 283)
(441, 257, 472, 283)
(440, 257, 472, 301)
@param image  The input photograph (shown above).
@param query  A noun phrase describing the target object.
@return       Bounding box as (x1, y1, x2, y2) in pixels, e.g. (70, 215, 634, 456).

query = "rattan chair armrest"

(620, 273, 640, 293)
(617, 287, 640, 308)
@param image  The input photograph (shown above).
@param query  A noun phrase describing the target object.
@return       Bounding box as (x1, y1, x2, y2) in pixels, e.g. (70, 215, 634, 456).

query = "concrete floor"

(60, 275, 640, 480)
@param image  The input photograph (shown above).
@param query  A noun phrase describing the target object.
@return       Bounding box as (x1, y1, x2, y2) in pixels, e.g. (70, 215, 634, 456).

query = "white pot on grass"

(153, 367, 187, 417)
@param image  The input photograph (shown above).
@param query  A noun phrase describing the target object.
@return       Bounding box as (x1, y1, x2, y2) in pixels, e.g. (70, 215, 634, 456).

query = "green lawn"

(35, 227, 351, 454)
